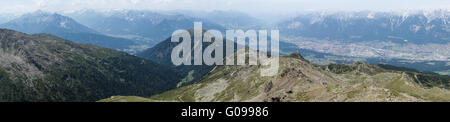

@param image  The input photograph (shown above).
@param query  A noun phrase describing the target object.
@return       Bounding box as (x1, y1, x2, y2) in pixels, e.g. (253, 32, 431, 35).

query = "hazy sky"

(0, 0, 449, 15)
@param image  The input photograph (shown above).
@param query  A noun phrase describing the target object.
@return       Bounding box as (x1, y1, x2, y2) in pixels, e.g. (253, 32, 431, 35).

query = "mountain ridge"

(101, 52, 450, 102)
(0, 29, 182, 102)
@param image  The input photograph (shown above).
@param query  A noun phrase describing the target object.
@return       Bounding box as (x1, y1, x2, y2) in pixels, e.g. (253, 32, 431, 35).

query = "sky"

(0, 0, 449, 15)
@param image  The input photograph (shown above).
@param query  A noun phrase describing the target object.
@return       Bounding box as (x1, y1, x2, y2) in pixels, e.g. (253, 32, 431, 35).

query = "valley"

(0, 9, 448, 102)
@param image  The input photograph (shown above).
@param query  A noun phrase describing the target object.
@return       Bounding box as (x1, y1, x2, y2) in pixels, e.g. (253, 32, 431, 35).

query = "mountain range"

(0, 9, 448, 102)
(277, 10, 449, 74)
(278, 10, 449, 44)
(67, 10, 226, 46)
(0, 11, 140, 53)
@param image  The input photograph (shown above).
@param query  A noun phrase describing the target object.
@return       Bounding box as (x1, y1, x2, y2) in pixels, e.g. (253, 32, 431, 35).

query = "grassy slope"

(105, 56, 450, 102)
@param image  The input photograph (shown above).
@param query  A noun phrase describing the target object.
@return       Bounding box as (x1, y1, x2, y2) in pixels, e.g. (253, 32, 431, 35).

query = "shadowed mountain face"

(137, 30, 231, 87)
(102, 52, 450, 102)
(0, 29, 182, 102)
(0, 11, 139, 52)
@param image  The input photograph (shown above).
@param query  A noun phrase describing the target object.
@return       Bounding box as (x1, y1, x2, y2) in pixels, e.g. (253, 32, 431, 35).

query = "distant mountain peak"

(1, 11, 98, 34)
